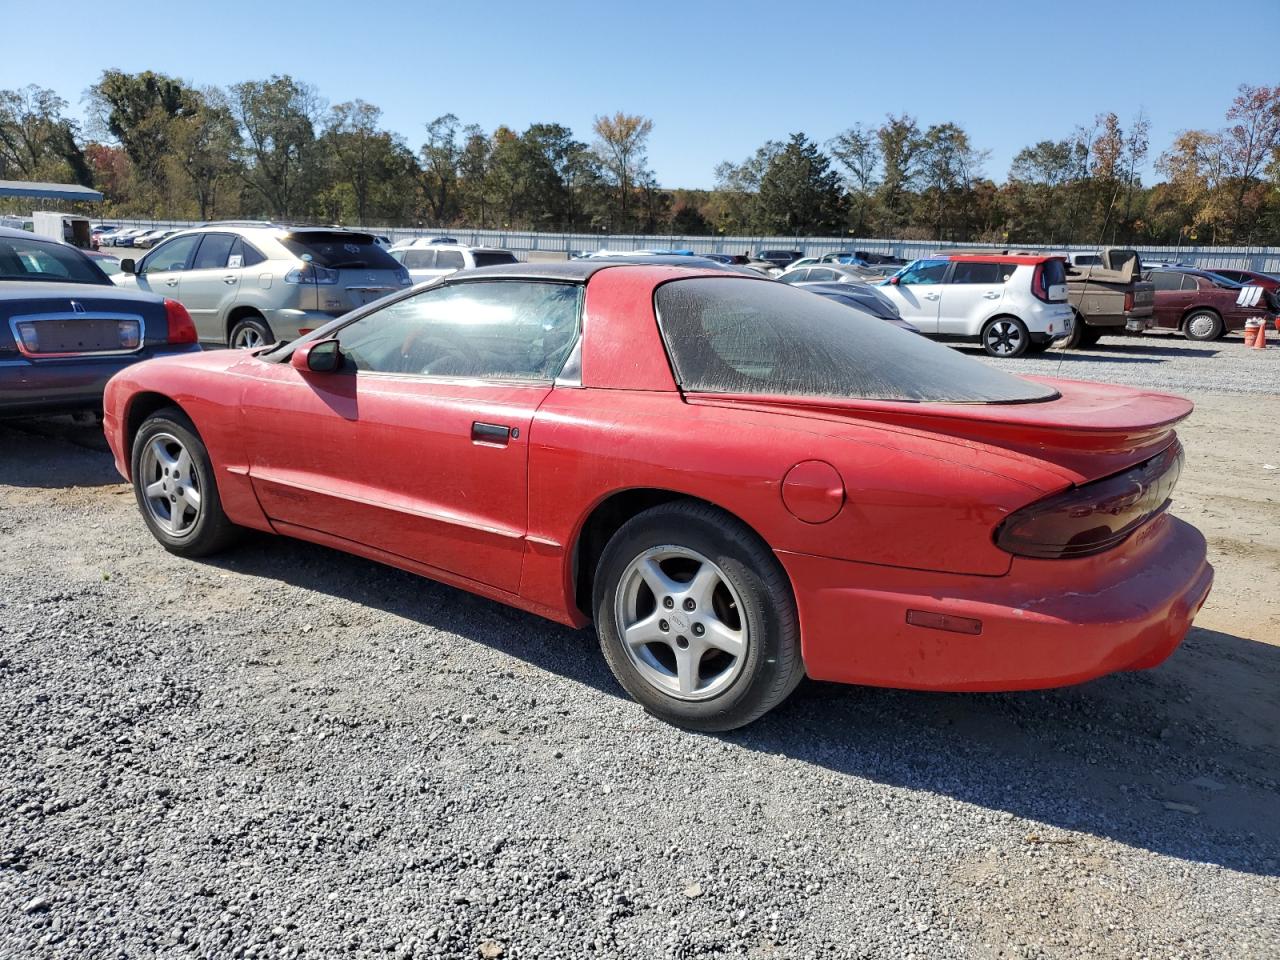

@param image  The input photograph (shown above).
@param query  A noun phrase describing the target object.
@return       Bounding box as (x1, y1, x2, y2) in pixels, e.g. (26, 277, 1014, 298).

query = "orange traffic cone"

(1248, 319, 1266, 349)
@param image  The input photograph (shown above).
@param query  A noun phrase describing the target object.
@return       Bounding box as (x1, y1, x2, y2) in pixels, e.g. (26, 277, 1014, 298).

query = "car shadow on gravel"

(731, 624, 1280, 877)
(204, 534, 1278, 877)
(0, 420, 119, 488)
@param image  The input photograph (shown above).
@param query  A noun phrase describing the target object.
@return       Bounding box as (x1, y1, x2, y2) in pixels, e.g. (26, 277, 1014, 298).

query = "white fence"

(100, 220, 1280, 273)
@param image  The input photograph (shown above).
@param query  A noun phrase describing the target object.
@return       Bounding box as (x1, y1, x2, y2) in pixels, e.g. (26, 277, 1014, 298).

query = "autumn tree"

(592, 112, 653, 230)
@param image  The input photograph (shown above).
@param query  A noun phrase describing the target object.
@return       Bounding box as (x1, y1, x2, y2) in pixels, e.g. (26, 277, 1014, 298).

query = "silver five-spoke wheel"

(231, 325, 266, 349)
(614, 545, 748, 701)
(139, 432, 202, 538)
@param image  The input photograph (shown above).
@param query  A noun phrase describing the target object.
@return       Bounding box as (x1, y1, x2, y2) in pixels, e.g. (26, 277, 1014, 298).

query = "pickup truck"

(1061, 248, 1154, 348)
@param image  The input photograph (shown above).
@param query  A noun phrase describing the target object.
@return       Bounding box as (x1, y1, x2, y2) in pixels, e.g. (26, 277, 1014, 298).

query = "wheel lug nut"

(692, 623, 705, 637)
(683, 598, 696, 612)
(662, 597, 674, 609)
(658, 619, 669, 632)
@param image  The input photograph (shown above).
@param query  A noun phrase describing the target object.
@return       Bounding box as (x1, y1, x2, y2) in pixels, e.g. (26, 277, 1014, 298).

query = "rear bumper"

(0, 346, 200, 417)
(261, 308, 338, 341)
(781, 514, 1212, 692)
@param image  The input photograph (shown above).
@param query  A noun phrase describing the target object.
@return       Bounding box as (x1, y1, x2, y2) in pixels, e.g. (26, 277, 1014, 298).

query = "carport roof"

(0, 180, 103, 202)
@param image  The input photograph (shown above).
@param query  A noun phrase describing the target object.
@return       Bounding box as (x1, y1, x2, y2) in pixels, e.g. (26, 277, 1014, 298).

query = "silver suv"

(114, 224, 411, 348)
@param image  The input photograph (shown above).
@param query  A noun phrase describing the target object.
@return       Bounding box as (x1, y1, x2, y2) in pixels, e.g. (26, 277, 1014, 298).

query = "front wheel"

(593, 501, 804, 731)
(982, 316, 1030, 357)
(131, 407, 241, 557)
(1183, 310, 1222, 341)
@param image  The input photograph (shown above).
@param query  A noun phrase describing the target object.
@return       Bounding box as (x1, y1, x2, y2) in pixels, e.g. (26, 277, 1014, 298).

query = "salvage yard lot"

(1, 336, 1277, 958)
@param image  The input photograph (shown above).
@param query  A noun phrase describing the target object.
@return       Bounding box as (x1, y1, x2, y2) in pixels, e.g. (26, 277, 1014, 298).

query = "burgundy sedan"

(1146, 268, 1276, 339)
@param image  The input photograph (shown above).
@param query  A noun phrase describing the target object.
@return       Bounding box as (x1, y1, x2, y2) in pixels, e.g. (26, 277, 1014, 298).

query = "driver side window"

(143, 234, 200, 273)
(337, 280, 582, 381)
(898, 259, 949, 285)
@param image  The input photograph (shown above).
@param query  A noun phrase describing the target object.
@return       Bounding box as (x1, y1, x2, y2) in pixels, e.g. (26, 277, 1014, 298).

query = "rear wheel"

(593, 501, 804, 731)
(131, 408, 240, 557)
(1183, 310, 1222, 341)
(981, 316, 1030, 357)
(228, 314, 273, 350)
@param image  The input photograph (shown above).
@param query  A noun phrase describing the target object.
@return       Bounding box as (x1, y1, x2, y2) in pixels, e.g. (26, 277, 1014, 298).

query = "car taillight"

(1031, 263, 1048, 302)
(284, 264, 340, 284)
(995, 442, 1183, 559)
(1123, 290, 1134, 312)
(164, 298, 197, 345)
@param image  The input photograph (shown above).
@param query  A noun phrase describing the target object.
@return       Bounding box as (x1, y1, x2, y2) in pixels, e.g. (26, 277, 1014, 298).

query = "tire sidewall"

(593, 506, 798, 730)
(1183, 311, 1221, 341)
(130, 412, 226, 556)
(982, 316, 1030, 357)
(229, 315, 272, 349)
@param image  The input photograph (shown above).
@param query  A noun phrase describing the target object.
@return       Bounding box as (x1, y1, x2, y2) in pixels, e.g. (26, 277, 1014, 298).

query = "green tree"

(229, 75, 324, 218)
(89, 70, 200, 198)
(756, 133, 846, 234)
(0, 85, 89, 184)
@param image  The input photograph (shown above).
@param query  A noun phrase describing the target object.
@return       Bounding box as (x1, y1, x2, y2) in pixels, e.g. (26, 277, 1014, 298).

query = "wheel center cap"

(670, 611, 689, 633)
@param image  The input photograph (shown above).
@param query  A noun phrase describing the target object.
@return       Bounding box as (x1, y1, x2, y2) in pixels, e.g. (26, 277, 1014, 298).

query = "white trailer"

(31, 211, 92, 249)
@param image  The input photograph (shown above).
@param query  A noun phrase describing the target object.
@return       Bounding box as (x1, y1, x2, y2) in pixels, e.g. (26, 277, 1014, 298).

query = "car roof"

(459, 260, 749, 283)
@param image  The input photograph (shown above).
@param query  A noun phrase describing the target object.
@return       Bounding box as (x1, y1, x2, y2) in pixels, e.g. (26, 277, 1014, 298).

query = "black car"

(757, 249, 804, 270)
(0, 227, 201, 415)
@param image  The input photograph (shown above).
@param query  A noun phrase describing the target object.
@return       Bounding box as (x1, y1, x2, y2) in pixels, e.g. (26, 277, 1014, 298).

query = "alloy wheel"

(613, 546, 748, 701)
(139, 432, 202, 538)
(1187, 314, 1216, 339)
(231, 325, 265, 349)
(985, 320, 1023, 355)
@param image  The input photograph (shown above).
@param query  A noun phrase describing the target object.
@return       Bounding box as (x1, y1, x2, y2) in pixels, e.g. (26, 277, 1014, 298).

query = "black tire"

(1182, 310, 1222, 341)
(228, 314, 274, 350)
(131, 407, 241, 557)
(1079, 326, 1104, 347)
(981, 316, 1030, 357)
(1025, 339, 1052, 354)
(593, 501, 804, 732)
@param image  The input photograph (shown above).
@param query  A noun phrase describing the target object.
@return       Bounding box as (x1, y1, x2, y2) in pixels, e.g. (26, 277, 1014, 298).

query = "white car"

(389, 239, 517, 283)
(879, 254, 1073, 357)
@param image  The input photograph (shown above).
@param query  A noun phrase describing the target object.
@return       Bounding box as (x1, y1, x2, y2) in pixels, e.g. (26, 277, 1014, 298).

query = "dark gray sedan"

(0, 227, 200, 416)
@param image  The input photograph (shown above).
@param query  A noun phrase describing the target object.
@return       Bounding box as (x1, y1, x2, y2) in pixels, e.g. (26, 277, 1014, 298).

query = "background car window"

(950, 262, 1004, 284)
(279, 231, 400, 269)
(228, 237, 266, 268)
(192, 233, 237, 270)
(0, 237, 109, 285)
(403, 249, 436, 270)
(897, 260, 949, 284)
(435, 249, 465, 270)
(779, 269, 808, 284)
(1181, 274, 1202, 291)
(655, 277, 1057, 403)
(810, 268, 839, 281)
(337, 281, 582, 380)
(471, 251, 518, 268)
(143, 235, 200, 273)
(1150, 272, 1182, 291)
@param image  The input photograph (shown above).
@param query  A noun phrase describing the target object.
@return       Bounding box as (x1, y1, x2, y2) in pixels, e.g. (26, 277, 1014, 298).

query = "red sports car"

(102, 263, 1213, 731)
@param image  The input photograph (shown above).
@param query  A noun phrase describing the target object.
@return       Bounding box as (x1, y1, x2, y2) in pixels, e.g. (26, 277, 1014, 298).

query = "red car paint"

(1148, 269, 1273, 334)
(102, 265, 1212, 692)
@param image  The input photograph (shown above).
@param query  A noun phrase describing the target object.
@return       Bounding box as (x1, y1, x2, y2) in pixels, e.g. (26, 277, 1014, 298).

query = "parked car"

(114, 225, 411, 348)
(388, 240, 518, 284)
(879, 254, 1073, 356)
(797, 282, 919, 332)
(1209, 268, 1280, 291)
(777, 264, 883, 285)
(0, 226, 200, 415)
(133, 228, 179, 250)
(103, 261, 1211, 730)
(85, 250, 122, 276)
(110, 228, 151, 248)
(756, 249, 803, 270)
(1144, 267, 1277, 340)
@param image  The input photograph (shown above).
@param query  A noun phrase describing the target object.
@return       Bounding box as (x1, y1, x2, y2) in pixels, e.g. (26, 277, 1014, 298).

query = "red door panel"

(240, 362, 549, 593)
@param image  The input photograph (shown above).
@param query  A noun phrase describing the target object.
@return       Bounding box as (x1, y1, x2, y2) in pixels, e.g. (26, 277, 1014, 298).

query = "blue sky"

(1, 0, 1275, 189)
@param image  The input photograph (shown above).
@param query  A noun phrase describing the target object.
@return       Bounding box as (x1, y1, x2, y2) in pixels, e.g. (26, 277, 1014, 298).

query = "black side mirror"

(120, 259, 137, 275)
(291, 338, 342, 373)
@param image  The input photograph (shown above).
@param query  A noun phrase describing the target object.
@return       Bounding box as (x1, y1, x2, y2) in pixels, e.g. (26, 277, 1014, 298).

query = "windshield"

(655, 277, 1057, 403)
(280, 232, 402, 270)
(0, 236, 111, 285)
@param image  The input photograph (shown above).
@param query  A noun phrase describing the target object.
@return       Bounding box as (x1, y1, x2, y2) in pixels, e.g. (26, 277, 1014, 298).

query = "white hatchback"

(879, 255, 1073, 357)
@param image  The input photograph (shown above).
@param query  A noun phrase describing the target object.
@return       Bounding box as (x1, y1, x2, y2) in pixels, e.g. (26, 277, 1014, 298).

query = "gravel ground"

(972, 329, 1280, 394)
(2, 382, 1278, 959)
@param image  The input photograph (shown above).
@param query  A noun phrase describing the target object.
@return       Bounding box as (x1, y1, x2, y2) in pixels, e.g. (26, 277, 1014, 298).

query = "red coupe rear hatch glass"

(655, 277, 1058, 403)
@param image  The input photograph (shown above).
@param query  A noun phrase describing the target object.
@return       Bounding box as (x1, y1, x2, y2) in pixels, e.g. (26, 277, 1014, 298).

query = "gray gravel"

(974, 330, 1280, 395)
(2, 417, 1279, 960)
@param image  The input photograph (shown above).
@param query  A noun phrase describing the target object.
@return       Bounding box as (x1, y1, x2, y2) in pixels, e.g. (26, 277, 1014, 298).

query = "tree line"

(1, 70, 1277, 246)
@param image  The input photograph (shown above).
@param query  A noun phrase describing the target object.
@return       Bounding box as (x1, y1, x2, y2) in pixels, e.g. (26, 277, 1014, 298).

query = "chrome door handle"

(222, 275, 237, 284)
(924, 293, 940, 301)
(165, 278, 179, 286)
(982, 292, 1001, 299)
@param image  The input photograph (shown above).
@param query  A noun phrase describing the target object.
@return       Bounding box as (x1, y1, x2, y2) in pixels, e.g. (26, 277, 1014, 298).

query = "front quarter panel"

(104, 350, 272, 532)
